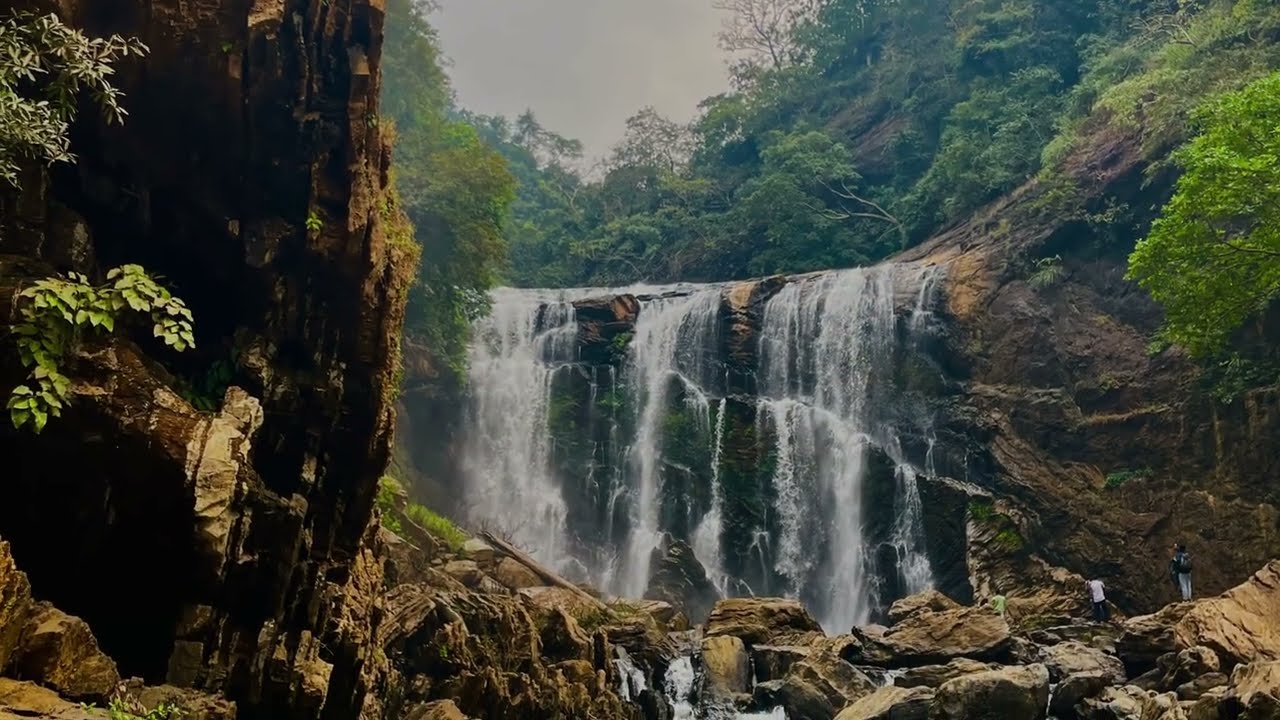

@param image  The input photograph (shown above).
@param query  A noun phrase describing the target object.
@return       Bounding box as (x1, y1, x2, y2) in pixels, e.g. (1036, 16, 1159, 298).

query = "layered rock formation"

(1, 0, 414, 717)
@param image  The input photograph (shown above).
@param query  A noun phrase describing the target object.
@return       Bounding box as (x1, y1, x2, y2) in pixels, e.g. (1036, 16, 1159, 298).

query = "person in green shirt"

(991, 593, 1007, 617)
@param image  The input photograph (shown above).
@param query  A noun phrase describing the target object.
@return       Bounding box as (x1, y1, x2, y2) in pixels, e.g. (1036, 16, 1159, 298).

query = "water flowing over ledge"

(459, 261, 948, 629)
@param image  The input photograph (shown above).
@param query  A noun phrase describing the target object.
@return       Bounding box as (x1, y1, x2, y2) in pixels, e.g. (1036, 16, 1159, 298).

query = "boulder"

(406, 700, 472, 720)
(1186, 687, 1227, 720)
(540, 608, 592, 663)
(754, 645, 813, 683)
(494, 558, 542, 590)
(443, 560, 485, 588)
(644, 535, 721, 624)
(1078, 685, 1150, 720)
(112, 681, 238, 720)
(701, 635, 752, 699)
(1120, 562, 1280, 676)
(0, 541, 33, 672)
(853, 607, 1011, 667)
(518, 587, 601, 618)
(461, 539, 496, 567)
(1162, 647, 1221, 691)
(1220, 661, 1280, 719)
(930, 664, 1050, 720)
(629, 599, 689, 631)
(779, 637, 877, 720)
(895, 659, 997, 689)
(1039, 641, 1126, 683)
(1176, 673, 1228, 701)
(835, 685, 933, 720)
(1140, 692, 1193, 720)
(886, 590, 961, 626)
(10, 603, 119, 701)
(1050, 671, 1112, 718)
(1118, 605, 1194, 675)
(706, 598, 825, 647)
(0, 678, 98, 720)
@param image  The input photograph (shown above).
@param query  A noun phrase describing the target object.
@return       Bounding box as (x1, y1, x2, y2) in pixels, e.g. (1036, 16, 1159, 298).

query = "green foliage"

(994, 527, 1024, 551)
(968, 501, 995, 523)
(305, 212, 323, 232)
(7, 266, 193, 432)
(381, 0, 514, 378)
(85, 698, 183, 720)
(404, 502, 468, 552)
(475, 0, 1238, 287)
(377, 476, 404, 536)
(0, 10, 148, 188)
(1028, 255, 1066, 290)
(1105, 468, 1152, 488)
(1201, 352, 1280, 403)
(1128, 71, 1280, 358)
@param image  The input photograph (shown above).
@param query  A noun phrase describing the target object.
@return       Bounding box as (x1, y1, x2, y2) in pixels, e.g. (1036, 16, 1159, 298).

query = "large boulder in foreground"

(1120, 561, 1280, 675)
(887, 590, 961, 626)
(930, 664, 1050, 720)
(10, 603, 119, 701)
(852, 606, 1011, 667)
(701, 635, 752, 700)
(835, 685, 933, 720)
(778, 637, 877, 720)
(895, 659, 998, 689)
(1220, 661, 1280, 718)
(0, 541, 32, 672)
(706, 598, 824, 647)
(1039, 641, 1126, 684)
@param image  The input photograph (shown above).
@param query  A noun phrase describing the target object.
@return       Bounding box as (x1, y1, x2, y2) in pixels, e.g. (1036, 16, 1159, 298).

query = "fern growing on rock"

(7, 265, 194, 432)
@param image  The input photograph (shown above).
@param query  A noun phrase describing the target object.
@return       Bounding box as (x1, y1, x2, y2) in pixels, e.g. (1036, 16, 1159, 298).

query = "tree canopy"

(1128, 71, 1280, 357)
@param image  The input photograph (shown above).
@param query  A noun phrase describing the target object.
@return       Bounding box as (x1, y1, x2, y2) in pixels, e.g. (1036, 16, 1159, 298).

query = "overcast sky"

(431, 0, 730, 161)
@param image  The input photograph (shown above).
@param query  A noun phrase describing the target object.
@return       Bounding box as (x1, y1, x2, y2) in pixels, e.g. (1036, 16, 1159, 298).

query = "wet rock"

(886, 590, 961, 626)
(835, 685, 933, 720)
(0, 541, 32, 672)
(706, 598, 825, 647)
(853, 606, 1011, 667)
(778, 637, 877, 720)
(1051, 671, 1112, 717)
(1039, 640, 1126, 683)
(629, 599, 689, 631)
(518, 586, 601, 617)
(754, 679, 787, 710)
(894, 659, 996, 689)
(1176, 673, 1228, 701)
(493, 558, 542, 590)
(11, 603, 119, 701)
(930, 663, 1050, 720)
(754, 645, 813, 683)
(573, 294, 641, 365)
(701, 635, 752, 699)
(645, 535, 720, 624)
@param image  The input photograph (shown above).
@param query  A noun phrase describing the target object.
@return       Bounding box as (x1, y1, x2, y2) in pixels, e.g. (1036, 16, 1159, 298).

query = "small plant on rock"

(7, 265, 194, 432)
(107, 698, 183, 720)
(305, 212, 324, 233)
(1028, 255, 1066, 290)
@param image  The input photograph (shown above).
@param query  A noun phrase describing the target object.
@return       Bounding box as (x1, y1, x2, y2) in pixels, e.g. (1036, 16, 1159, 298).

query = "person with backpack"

(1170, 543, 1193, 601)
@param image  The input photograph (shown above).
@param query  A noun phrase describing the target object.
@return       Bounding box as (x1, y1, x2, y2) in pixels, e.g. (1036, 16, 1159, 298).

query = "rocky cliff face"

(0, 0, 414, 717)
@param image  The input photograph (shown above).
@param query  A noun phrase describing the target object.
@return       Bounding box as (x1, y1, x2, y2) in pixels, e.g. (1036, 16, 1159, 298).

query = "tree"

(0, 10, 148, 188)
(1128, 71, 1280, 357)
(713, 0, 817, 73)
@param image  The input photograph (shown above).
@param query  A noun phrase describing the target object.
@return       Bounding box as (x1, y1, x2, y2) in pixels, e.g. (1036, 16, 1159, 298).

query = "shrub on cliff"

(0, 10, 147, 189)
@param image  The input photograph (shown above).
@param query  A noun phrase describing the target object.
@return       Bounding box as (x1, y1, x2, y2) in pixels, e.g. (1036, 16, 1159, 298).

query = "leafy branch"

(7, 265, 194, 432)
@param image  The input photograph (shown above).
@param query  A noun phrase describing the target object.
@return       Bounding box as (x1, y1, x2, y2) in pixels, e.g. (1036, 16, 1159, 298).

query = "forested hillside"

(463, 0, 1280, 292)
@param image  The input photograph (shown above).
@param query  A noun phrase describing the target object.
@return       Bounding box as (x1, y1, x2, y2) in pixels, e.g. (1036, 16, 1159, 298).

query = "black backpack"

(1175, 551, 1192, 574)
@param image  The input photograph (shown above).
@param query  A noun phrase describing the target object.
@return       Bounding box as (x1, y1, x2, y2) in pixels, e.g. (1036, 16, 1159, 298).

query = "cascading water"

(457, 264, 945, 628)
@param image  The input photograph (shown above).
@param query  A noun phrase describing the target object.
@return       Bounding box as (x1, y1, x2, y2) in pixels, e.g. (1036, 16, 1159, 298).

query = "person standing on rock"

(1086, 578, 1109, 621)
(1170, 543, 1193, 601)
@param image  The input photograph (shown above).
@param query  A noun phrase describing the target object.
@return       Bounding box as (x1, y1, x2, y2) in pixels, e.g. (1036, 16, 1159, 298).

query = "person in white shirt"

(1087, 578, 1109, 621)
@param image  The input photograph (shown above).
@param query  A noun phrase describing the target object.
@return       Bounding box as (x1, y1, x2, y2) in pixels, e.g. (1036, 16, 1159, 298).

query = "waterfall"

(456, 264, 944, 624)
(619, 288, 722, 598)
(461, 289, 582, 567)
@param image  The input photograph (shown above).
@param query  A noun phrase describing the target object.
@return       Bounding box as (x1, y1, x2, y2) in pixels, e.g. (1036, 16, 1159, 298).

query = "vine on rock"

(7, 265, 194, 432)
